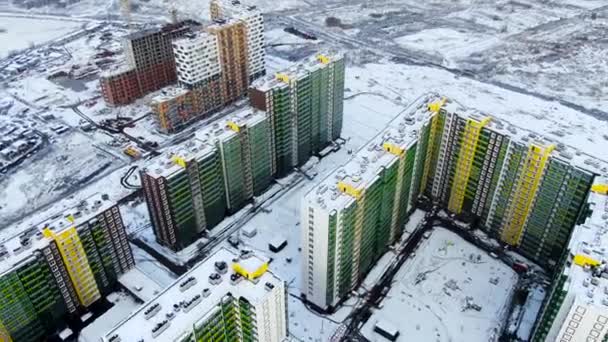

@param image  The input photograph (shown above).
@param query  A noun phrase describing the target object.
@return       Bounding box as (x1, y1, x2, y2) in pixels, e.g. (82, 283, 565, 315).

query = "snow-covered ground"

(361, 227, 518, 342)
(0, 131, 124, 227)
(0, 16, 82, 58)
(344, 60, 608, 166)
(78, 291, 140, 342)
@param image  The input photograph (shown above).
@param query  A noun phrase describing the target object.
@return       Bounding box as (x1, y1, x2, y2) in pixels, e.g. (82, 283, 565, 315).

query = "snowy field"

(0, 16, 82, 58)
(361, 227, 518, 342)
(0, 131, 124, 227)
(344, 60, 608, 166)
(281, 0, 608, 114)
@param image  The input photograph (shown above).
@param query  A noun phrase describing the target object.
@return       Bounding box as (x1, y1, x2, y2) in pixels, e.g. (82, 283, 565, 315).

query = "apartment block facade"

(531, 184, 608, 342)
(150, 1, 265, 134)
(301, 94, 598, 311)
(173, 33, 221, 89)
(103, 248, 288, 342)
(141, 109, 273, 251)
(250, 52, 345, 178)
(426, 105, 595, 269)
(100, 21, 199, 106)
(210, 0, 266, 81)
(144, 52, 345, 251)
(0, 195, 135, 342)
(301, 95, 437, 311)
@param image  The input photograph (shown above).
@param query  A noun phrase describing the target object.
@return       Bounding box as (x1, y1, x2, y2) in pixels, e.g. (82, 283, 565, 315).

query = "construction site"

(1, 0, 608, 341)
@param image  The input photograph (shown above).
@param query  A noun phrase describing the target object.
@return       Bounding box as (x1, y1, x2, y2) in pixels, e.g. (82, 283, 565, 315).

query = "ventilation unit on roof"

(230, 273, 243, 285)
(265, 282, 275, 291)
(209, 272, 222, 285)
(151, 320, 170, 338)
(183, 294, 202, 313)
(144, 303, 161, 320)
(179, 276, 197, 292)
(316, 185, 328, 195)
(215, 261, 228, 274)
(108, 334, 121, 342)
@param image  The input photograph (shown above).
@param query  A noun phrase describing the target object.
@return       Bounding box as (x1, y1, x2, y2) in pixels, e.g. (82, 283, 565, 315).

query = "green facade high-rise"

(143, 51, 346, 252)
(426, 105, 595, 269)
(0, 194, 135, 342)
(103, 248, 288, 342)
(301, 95, 438, 311)
(249, 52, 345, 178)
(141, 109, 271, 251)
(302, 94, 597, 311)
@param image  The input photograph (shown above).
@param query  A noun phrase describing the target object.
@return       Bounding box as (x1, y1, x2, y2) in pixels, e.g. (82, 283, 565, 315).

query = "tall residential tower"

(301, 95, 438, 310)
(141, 108, 272, 251)
(250, 52, 345, 178)
(302, 94, 597, 310)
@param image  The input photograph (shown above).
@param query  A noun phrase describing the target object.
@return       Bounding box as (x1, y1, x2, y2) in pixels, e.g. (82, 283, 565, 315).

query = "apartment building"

(141, 108, 272, 251)
(0, 194, 135, 342)
(531, 182, 608, 342)
(172, 33, 221, 89)
(210, 0, 266, 81)
(300, 95, 438, 311)
(426, 102, 595, 269)
(250, 52, 345, 178)
(150, 16, 255, 134)
(301, 94, 599, 311)
(103, 248, 287, 342)
(100, 21, 199, 106)
(209, 18, 250, 105)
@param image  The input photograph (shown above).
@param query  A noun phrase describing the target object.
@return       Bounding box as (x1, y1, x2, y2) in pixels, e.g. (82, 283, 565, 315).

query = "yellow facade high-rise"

(43, 227, 101, 307)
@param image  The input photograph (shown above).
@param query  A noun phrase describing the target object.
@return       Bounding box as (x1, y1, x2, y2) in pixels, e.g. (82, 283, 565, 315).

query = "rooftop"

(207, 17, 244, 32)
(150, 85, 190, 103)
(214, 0, 261, 15)
(305, 93, 440, 211)
(306, 94, 604, 212)
(442, 99, 603, 174)
(103, 247, 283, 342)
(562, 179, 608, 308)
(99, 62, 134, 78)
(124, 20, 201, 41)
(251, 51, 344, 92)
(144, 107, 267, 179)
(0, 192, 116, 276)
(172, 31, 215, 49)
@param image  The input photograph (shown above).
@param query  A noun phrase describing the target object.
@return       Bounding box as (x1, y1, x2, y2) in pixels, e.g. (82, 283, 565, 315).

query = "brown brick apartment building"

(100, 21, 198, 106)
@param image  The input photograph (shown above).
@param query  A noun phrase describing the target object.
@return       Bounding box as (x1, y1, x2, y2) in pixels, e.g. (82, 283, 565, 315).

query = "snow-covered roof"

(103, 247, 282, 342)
(172, 31, 215, 49)
(304, 93, 440, 212)
(0, 192, 116, 276)
(149, 85, 190, 103)
(213, 0, 262, 17)
(99, 63, 134, 78)
(143, 107, 266, 179)
(251, 51, 344, 92)
(443, 99, 602, 174)
(207, 17, 244, 32)
(561, 178, 608, 306)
